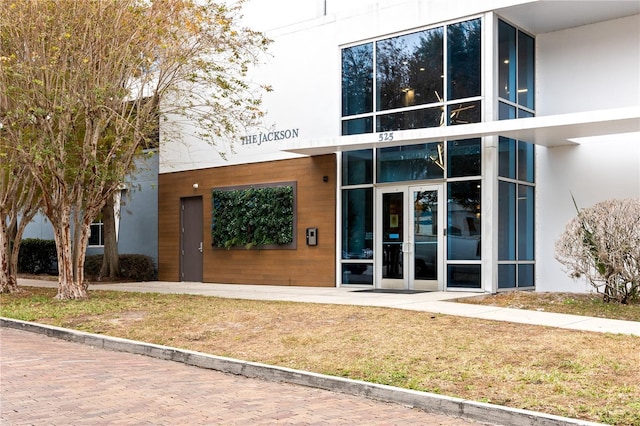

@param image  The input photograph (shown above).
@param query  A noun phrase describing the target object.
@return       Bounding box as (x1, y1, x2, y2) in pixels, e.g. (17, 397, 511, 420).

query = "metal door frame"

(375, 184, 444, 291)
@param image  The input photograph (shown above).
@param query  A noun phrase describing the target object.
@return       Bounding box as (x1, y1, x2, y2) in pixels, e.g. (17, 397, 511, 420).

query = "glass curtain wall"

(340, 17, 484, 289)
(498, 20, 535, 119)
(497, 19, 535, 289)
(498, 138, 535, 288)
(340, 139, 483, 287)
(341, 18, 482, 135)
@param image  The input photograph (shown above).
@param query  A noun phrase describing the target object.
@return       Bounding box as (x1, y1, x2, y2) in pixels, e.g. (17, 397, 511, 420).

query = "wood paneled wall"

(158, 154, 337, 287)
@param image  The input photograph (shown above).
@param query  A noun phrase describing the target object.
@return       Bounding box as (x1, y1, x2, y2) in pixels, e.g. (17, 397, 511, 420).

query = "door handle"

(198, 242, 203, 253)
(401, 242, 412, 253)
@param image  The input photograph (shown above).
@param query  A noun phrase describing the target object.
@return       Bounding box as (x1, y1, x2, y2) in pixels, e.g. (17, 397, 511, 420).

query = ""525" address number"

(378, 132, 394, 142)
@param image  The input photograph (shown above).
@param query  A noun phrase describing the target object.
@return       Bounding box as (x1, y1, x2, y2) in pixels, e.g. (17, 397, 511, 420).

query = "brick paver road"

(1, 328, 483, 425)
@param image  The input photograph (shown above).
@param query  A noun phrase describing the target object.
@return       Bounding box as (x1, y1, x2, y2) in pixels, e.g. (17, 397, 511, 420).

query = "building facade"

(24, 153, 159, 266)
(158, 0, 640, 293)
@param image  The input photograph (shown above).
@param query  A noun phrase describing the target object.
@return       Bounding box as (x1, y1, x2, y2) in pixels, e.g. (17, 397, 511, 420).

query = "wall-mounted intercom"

(306, 227, 318, 246)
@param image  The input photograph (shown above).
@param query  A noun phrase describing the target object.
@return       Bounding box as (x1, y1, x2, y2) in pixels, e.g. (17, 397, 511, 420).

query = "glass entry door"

(376, 185, 443, 291)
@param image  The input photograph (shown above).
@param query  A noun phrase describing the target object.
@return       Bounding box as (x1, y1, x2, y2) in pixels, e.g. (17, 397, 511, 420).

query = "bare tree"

(0, 0, 270, 299)
(555, 198, 640, 304)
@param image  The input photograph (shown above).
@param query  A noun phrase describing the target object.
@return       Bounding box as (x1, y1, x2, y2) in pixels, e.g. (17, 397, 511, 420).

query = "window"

(342, 188, 374, 284)
(342, 43, 373, 117)
(377, 143, 444, 183)
(447, 180, 482, 289)
(498, 137, 535, 289)
(342, 150, 373, 186)
(447, 138, 481, 178)
(498, 20, 535, 119)
(89, 216, 104, 247)
(376, 28, 443, 111)
(341, 18, 482, 135)
(88, 190, 125, 248)
(447, 19, 481, 101)
(341, 150, 374, 285)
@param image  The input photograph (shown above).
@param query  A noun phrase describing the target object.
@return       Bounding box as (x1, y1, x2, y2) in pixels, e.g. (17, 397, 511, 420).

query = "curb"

(1, 317, 604, 426)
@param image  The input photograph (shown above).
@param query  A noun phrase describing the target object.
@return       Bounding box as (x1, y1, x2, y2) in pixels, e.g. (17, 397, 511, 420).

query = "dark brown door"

(180, 196, 203, 282)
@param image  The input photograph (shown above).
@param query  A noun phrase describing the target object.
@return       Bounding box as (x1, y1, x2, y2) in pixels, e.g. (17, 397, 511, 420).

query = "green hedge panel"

(211, 185, 294, 249)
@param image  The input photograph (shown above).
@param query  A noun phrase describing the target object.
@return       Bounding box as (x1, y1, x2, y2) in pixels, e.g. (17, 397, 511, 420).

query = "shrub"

(18, 239, 57, 274)
(84, 254, 157, 281)
(555, 198, 640, 304)
(83, 255, 103, 278)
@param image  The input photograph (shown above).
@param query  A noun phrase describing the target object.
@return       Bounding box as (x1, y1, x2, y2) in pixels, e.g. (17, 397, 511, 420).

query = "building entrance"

(375, 185, 444, 291)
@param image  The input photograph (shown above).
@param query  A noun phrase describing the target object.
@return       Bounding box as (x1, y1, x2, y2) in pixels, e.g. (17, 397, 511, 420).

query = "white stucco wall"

(537, 136, 640, 293)
(536, 14, 640, 115)
(535, 16, 640, 292)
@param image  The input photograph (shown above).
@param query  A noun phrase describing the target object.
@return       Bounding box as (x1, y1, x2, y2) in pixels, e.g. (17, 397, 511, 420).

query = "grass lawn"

(1, 286, 639, 425)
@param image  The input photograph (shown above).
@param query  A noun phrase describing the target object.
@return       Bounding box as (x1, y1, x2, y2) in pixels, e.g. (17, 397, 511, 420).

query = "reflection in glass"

(377, 143, 444, 183)
(342, 43, 373, 117)
(518, 141, 535, 183)
(447, 264, 481, 288)
(498, 181, 516, 260)
(376, 107, 440, 132)
(518, 185, 534, 260)
(518, 31, 535, 110)
(447, 18, 481, 100)
(518, 109, 534, 118)
(376, 27, 443, 111)
(342, 117, 373, 135)
(342, 188, 373, 260)
(447, 138, 481, 178)
(342, 150, 373, 186)
(518, 264, 534, 287)
(342, 263, 373, 285)
(446, 101, 481, 126)
(498, 264, 516, 288)
(498, 102, 516, 120)
(498, 20, 516, 103)
(497, 20, 535, 115)
(447, 180, 481, 260)
(414, 190, 438, 280)
(498, 137, 516, 179)
(383, 192, 404, 279)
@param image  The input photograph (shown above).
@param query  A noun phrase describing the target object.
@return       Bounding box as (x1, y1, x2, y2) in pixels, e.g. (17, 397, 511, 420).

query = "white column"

(481, 12, 499, 293)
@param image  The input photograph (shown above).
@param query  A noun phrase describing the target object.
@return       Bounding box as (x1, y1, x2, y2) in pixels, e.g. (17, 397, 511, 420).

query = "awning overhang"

(283, 107, 640, 156)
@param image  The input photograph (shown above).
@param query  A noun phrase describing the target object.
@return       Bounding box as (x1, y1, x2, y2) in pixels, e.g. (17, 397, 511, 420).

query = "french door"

(375, 185, 444, 291)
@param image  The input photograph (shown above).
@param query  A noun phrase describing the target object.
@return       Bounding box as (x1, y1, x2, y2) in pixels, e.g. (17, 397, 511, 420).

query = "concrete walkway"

(18, 278, 640, 337)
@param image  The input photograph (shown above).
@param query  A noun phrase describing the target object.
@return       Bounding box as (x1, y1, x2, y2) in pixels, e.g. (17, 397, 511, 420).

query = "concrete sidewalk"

(17, 278, 640, 336)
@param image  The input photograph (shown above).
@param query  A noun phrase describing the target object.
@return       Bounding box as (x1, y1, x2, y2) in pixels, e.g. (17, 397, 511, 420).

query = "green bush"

(18, 239, 57, 274)
(83, 255, 103, 277)
(84, 254, 157, 281)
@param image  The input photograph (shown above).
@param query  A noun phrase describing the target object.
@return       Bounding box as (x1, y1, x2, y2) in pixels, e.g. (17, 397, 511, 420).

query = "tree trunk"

(0, 218, 20, 293)
(100, 195, 119, 279)
(53, 207, 88, 300)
